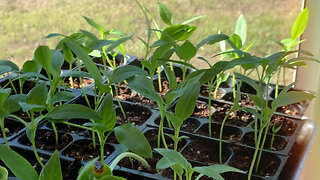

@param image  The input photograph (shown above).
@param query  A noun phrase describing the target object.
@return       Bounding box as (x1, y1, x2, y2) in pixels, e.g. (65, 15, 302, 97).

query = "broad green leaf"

(127, 75, 163, 104)
(106, 35, 132, 52)
(52, 91, 75, 104)
(155, 148, 192, 171)
(39, 150, 62, 180)
(46, 104, 101, 122)
(65, 40, 103, 83)
(87, 40, 114, 50)
(111, 65, 147, 83)
(34, 46, 52, 75)
(4, 94, 26, 115)
(25, 82, 48, 106)
(0, 144, 38, 180)
(193, 164, 245, 180)
(62, 43, 74, 64)
(114, 124, 152, 158)
(176, 40, 197, 61)
(152, 43, 173, 60)
(0, 66, 11, 75)
(291, 8, 309, 41)
(0, 88, 10, 106)
(181, 15, 205, 25)
(51, 50, 64, 77)
(271, 91, 314, 110)
(235, 15, 247, 45)
(230, 34, 242, 49)
(83, 16, 105, 34)
(79, 29, 99, 41)
(13, 72, 48, 81)
(165, 111, 182, 130)
(158, 2, 172, 25)
(163, 64, 177, 89)
(161, 25, 196, 42)
(156, 157, 175, 170)
(0, 60, 19, 72)
(95, 94, 116, 133)
(197, 34, 229, 50)
(175, 82, 200, 120)
(234, 73, 260, 94)
(0, 165, 8, 180)
(61, 70, 93, 78)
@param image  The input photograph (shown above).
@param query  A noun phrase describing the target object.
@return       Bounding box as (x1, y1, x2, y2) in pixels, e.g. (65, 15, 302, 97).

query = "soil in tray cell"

(84, 131, 118, 145)
(155, 117, 200, 133)
(19, 129, 73, 151)
(153, 77, 182, 97)
(144, 129, 187, 151)
(213, 103, 254, 127)
(223, 93, 255, 107)
(241, 132, 288, 151)
(93, 54, 124, 67)
(62, 158, 84, 180)
(115, 103, 152, 126)
(0, 119, 24, 138)
(275, 104, 300, 116)
(196, 123, 242, 142)
(46, 119, 90, 134)
(113, 169, 157, 180)
(62, 139, 115, 161)
(1, 80, 36, 95)
(200, 85, 227, 99)
(192, 101, 214, 118)
(64, 77, 94, 89)
(221, 172, 263, 180)
(117, 153, 160, 174)
(181, 140, 231, 164)
(115, 83, 157, 107)
(229, 146, 281, 177)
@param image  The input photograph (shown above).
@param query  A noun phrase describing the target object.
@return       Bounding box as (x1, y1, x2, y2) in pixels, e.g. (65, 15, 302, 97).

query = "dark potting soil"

(117, 153, 160, 174)
(213, 103, 254, 126)
(46, 119, 89, 134)
(276, 105, 300, 116)
(241, 132, 288, 151)
(83, 131, 118, 145)
(144, 129, 187, 151)
(223, 93, 255, 107)
(200, 85, 226, 99)
(271, 115, 298, 136)
(115, 103, 151, 126)
(113, 170, 156, 180)
(19, 129, 73, 151)
(181, 141, 230, 164)
(154, 77, 182, 97)
(229, 146, 280, 177)
(192, 101, 214, 118)
(221, 172, 263, 180)
(0, 119, 24, 138)
(62, 139, 115, 161)
(154, 117, 200, 133)
(196, 123, 242, 142)
(62, 158, 83, 180)
(116, 83, 157, 107)
(12, 109, 40, 122)
(64, 77, 94, 89)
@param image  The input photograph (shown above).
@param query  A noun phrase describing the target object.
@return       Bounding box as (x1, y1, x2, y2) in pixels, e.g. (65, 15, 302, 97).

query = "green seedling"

(0, 144, 63, 180)
(270, 124, 282, 150)
(0, 165, 8, 180)
(0, 60, 20, 94)
(155, 148, 245, 180)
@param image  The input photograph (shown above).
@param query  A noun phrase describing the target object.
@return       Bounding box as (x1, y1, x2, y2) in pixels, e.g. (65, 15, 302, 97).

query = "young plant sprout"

(270, 124, 282, 150)
(155, 148, 245, 180)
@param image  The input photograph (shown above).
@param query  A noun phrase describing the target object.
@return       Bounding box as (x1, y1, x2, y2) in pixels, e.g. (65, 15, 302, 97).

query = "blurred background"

(0, 0, 301, 67)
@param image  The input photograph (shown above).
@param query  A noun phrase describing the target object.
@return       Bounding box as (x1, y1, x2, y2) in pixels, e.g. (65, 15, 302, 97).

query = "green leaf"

(230, 34, 242, 49)
(152, 43, 173, 60)
(94, 94, 116, 133)
(176, 40, 197, 61)
(4, 94, 26, 115)
(158, 2, 172, 25)
(291, 8, 309, 41)
(163, 64, 177, 89)
(62, 43, 74, 64)
(39, 150, 62, 180)
(51, 50, 65, 77)
(156, 157, 175, 170)
(196, 34, 229, 50)
(271, 91, 314, 110)
(106, 35, 132, 52)
(80, 29, 99, 41)
(52, 91, 75, 104)
(235, 14, 247, 45)
(111, 65, 148, 83)
(83, 16, 105, 34)
(0, 88, 10, 107)
(175, 82, 200, 120)
(34, 46, 52, 74)
(155, 148, 192, 171)
(193, 164, 245, 180)
(13, 72, 48, 81)
(0, 144, 38, 180)
(161, 25, 197, 42)
(0, 165, 8, 180)
(234, 73, 260, 95)
(0, 60, 19, 72)
(46, 104, 101, 122)
(87, 40, 114, 50)
(65, 40, 103, 83)
(61, 70, 93, 78)
(127, 75, 163, 104)
(22, 60, 40, 73)
(181, 15, 205, 25)
(114, 124, 152, 158)
(19, 83, 48, 112)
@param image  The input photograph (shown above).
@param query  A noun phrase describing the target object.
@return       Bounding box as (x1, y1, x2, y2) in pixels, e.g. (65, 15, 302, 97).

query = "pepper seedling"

(155, 148, 245, 180)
